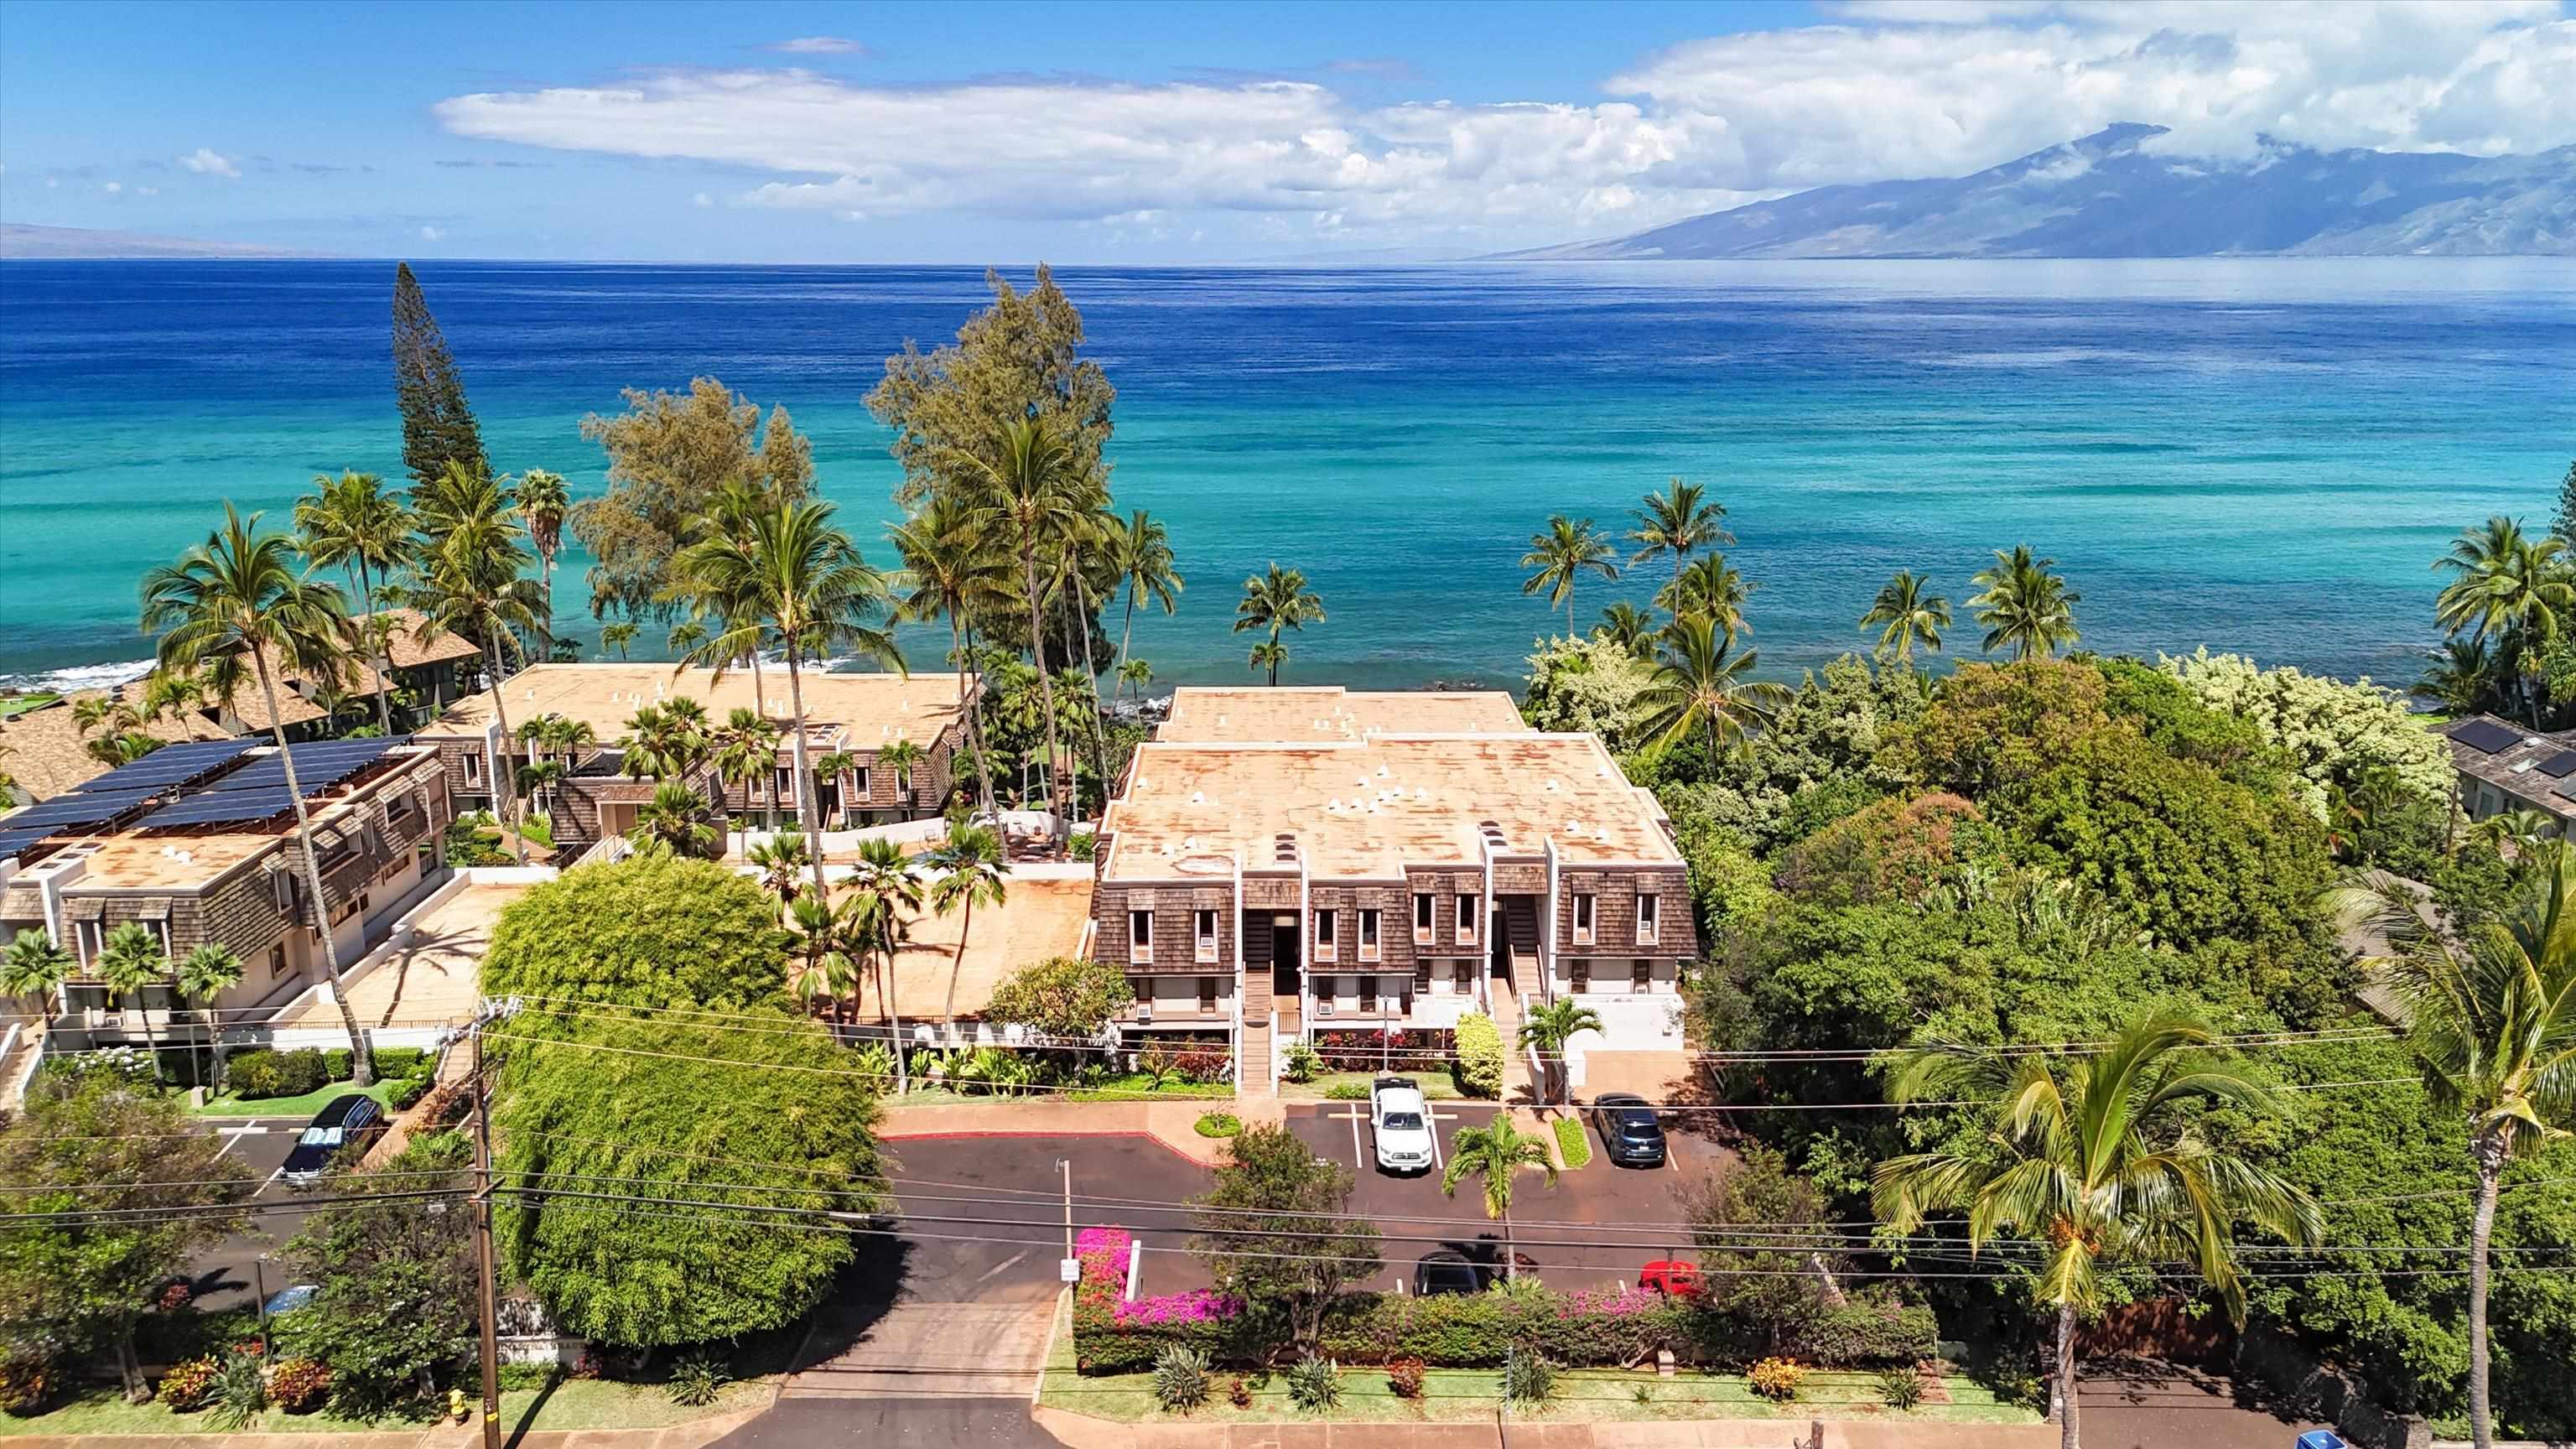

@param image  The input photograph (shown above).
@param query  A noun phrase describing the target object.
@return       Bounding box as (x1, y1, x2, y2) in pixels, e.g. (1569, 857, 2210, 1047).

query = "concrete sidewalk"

(880, 1096, 1285, 1166)
(0, 1405, 766, 1449)
(1033, 1408, 2057, 1447)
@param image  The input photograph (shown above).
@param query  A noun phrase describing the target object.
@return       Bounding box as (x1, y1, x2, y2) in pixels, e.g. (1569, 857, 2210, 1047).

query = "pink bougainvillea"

(1114, 1287, 1242, 1326)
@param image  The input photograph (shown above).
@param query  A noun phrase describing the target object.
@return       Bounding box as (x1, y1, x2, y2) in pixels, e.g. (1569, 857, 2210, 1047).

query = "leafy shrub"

(1227, 1376, 1251, 1408)
(1500, 1350, 1556, 1405)
(205, 1352, 267, 1431)
(156, 1355, 221, 1410)
(227, 1048, 328, 1099)
(42, 1046, 159, 1088)
(481, 854, 791, 1009)
(1748, 1356, 1805, 1402)
(387, 1076, 429, 1111)
(665, 1351, 730, 1407)
(1323, 1080, 1369, 1101)
(1067, 831, 1098, 861)
(1174, 1048, 1229, 1084)
(1194, 1112, 1242, 1139)
(1453, 1012, 1503, 1098)
(1552, 1115, 1590, 1169)
(1877, 1365, 1925, 1410)
(371, 1047, 430, 1079)
(267, 1358, 330, 1414)
(325, 1048, 355, 1081)
(1798, 1301, 1939, 1368)
(1285, 1354, 1341, 1412)
(0, 1358, 52, 1416)
(1386, 1357, 1426, 1400)
(1281, 1041, 1323, 1083)
(497, 1362, 560, 1391)
(1151, 1345, 1211, 1413)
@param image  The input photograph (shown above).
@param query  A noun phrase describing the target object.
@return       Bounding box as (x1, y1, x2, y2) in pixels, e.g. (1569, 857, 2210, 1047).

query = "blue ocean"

(2, 258, 2570, 692)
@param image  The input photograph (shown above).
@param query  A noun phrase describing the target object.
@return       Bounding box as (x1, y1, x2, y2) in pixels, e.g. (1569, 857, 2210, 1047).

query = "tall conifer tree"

(392, 262, 488, 486)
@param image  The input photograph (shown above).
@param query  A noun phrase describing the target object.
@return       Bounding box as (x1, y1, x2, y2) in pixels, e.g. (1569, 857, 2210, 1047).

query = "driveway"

(184, 1116, 320, 1314)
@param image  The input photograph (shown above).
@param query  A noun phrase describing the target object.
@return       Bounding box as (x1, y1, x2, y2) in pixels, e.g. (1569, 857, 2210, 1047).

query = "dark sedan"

(1587, 1092, 1667, 1167)
(280, 1093, 386, 1185)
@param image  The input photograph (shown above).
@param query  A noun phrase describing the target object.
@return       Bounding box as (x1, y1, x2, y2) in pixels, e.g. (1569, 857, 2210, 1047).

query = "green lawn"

(0, 693, 59, 721)
(0, 1378, 769, 1437)
(1284, 1070, 1464, 1102)
(1552, 1114, 1592, 1169)
(190, 1078, 402, 1119)
(1041, 1362, 2036, 1426)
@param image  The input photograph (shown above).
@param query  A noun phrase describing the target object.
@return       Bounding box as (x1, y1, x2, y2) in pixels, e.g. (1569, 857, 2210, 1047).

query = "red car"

(1639, 1259, 1704, 1299)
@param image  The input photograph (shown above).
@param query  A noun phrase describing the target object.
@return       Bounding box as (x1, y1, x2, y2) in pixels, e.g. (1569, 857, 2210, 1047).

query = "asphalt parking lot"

(185, 1115, 326, 1313)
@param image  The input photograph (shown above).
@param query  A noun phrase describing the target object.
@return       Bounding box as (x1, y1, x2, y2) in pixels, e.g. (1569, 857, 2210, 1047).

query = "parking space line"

(1427, 1109, 1455, 1172)
(259, 1166, 284, 1196)
(1347, 1108, 1363, 1171)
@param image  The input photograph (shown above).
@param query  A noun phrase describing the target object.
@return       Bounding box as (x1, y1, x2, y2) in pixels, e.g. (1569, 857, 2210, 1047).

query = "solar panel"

(0, 787, 164, 832)
(68, 738, 260, 794)
(205, 736, 408, 795)
(0, 827, 55, 859)
(141, 788, 297, 829)
(2538, 752, 2576, 779)
(2449, 719, 2523, 754)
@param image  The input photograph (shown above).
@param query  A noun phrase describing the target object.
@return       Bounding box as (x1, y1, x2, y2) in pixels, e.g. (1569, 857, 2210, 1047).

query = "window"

(1413, 958, 1431, 993)
(75, 920, 102, 966)
(1571, 892, 1597, 946)
(147, 920, 170, 955)
(852, 766, 871, 799)
(1197, 976, 1218, 1012)
(1413, 892, 1434, 944)
(1314, 908, 1337, 962)
(462, 750, 481, 786)
(272, 871, 296, 911)
(1570, 957, 1591, 992)
(1457, 894, 1478, 944)
(775, 768, 795, 803)
(387, 792, 420, 829)
(416, 840, 438, 878)
(1632, 958, 1654, 990)
(268, 943, 289, 979)
(1453, 959, 1475, 992)
(1128, 910, 1154, 963)
(896, 766, 914, 795)
(1358, 908, 1381, 962)
(1636, 893, 1660, 945)
(1195, 908, 1219, 963)
(1358, 976, 1378, 1012)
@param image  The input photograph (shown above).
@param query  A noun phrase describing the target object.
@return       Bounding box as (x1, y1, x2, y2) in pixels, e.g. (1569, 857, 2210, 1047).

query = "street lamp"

(252, 1253, 270, 1342)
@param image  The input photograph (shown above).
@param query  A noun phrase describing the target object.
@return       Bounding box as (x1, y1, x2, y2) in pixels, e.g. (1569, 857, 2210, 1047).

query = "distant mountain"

(0, 224, 313, 260)
(1508, 125, 2575, 260)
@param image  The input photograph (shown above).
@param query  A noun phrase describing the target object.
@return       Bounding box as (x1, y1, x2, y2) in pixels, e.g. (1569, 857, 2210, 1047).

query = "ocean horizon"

(2, 257, 2570, 698)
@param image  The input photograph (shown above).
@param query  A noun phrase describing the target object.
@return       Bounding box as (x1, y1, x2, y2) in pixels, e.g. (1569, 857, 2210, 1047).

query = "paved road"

(2079, 1361, 2333, 1449)
(185, 1116, 319, 1314)
(707, 1395, 1063, 1448)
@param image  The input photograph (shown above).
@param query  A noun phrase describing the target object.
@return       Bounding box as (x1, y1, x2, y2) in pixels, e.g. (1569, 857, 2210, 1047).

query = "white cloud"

(179, 147, 241, 178)
(771, 36, 861, 55)
(420, 225, 444, 241)
(431, 5, 2576, 242)
(693, 191, 714, 207)
(135, 184, 158, 196)
(102, 180, 122, 195)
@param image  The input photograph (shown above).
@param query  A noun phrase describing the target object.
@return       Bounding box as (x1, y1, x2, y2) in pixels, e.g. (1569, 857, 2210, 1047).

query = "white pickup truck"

(1370, 1075, 1436, 1173)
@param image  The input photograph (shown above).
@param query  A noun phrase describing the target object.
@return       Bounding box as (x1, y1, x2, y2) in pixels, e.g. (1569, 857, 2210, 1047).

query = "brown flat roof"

(1101, 734, 1676, 882)
(1158, 687, 1528, 744)
(846, 874, 1093, 1023)
(418, 664, 974, 748)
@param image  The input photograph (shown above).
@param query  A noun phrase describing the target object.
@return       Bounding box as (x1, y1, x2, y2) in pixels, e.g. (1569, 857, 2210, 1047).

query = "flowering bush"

(0, 1358, 52, 1416)
(1172, 1048, 1229, 1084)
(1311, 1029, 1453, 1074)
(2161, 647, 2451, 815)
(1748, 1356, 1806, 1401)
(1072, 1225, 1252, 1372)
(157, 1355, 221, 1411)
(1386, 1357, 1426, 1400)
(1117, 1288, 1243, 1327)
(267, 1358, 330, 1414)
(157, 1280, 195, 1312)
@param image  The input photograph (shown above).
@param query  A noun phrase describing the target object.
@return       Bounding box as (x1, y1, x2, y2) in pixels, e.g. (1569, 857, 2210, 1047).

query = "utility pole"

(1058, 1156, 1073, 1262)
(470, 1015, 500, 1449)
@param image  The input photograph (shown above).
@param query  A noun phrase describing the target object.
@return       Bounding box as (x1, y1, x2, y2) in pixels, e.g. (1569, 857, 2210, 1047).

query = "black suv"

(1587, 1093, 1668, 1167)
(281, 1093, 386, 1184)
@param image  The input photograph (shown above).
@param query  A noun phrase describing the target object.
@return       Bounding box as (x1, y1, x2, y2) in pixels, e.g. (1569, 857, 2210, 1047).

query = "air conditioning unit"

(1317, 999, 1335, 1017)
(1135, 1002, 1153, 1023)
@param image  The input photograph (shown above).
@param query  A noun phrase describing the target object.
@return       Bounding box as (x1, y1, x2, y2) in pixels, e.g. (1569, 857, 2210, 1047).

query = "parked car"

(262, 1283, 320, 1317)
(281, 1093, 386, 1184)
(1638, 1259, 1704, 1300)
(1587, 1092, 1668, 1167)
(1414, 1250, 1491, 1296)
(1370, 1075, 1436, 1173)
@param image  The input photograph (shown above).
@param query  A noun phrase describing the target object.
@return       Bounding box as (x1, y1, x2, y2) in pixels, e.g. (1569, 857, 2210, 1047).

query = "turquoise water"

(2, 258, 2570, 692)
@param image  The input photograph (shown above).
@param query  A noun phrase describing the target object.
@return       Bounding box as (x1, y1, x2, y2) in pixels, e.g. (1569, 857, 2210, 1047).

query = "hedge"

(1454, 1012, 1504, 1098)
(226, 1047, 329, 1099)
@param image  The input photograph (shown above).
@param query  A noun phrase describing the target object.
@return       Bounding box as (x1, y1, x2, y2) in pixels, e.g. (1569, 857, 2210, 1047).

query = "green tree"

(1190, 1124, 1382, 1352)
(1656, 553, 1755, 643)
(890, 493, 1010, 816)
(1247, 639, 1288, 683)
(294, 470, 413, 733)
(2555, 460, 2576, 546)
(747, 833, 812, 903)
(1873, 1009, 2322, 1449)
(666, 620, 708, 657)
(141, 504, 373, 1079)
(877, 737, 924, 814)
(982, 955, 1134, 1040)
(1857, 570, 1950, 663)
(1117, 657, 1154, 701)
(1628, 477, 1731, 590)
(925, 823, 1008, 1021)
(950, 421, 1092, 832)
(391, 262, 486, 488)
(1516, 998, 1602, 1105)
(1234, 564, 1325, 687)
(569, 377, 812, 621)
(516, 467, 570, 631)
(1520, 633, 1656, 749)
(406, 463, 548, 865)
(1967, 545, 2081, 662)
(1634, 615, 1792, 761)
(174, 942, 245, 1092)
(843, 838, 922, 1064)
(496, 1015, 882, 1348)
(2338, 847, 2576, 1449)
(621, 699, 712, 782)
(278, 1130, 475, 1413)
(629, 781, 722, 860)
(481, 853, 787, 1009)
(1440, 1119, 1557, 1282)
(2433, 517, 2573, 725)
(669, 498, 901, 895)
(94, 924, 169, 1070)
(1595, 600, 1655, 653)
(711, 706, 782, 842)
(1520, 515, 1620, 634)
(1111, 508, 1182, 697)
(601, 621, 638, 659)
(2, 931, 71, 1022)
(1678, 1145, 1846, 1353)
(0, 1072, 252, 1399)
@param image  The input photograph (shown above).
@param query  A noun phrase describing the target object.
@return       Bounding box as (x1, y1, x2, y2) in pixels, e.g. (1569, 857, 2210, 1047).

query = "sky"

(2, 0, 2570, 264)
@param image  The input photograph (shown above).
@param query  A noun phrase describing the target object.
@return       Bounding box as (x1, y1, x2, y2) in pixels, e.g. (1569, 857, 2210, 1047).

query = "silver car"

(1370, 1075, 1436, 1173)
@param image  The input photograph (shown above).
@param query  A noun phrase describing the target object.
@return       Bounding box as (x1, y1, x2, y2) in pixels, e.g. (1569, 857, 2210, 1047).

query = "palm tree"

(785, 894, 860, 1022)
(1520, 516, 1621, 634)
(1627, 478, 1732, 589)
(845, 834, 922, 1025)
(1516, 998, 1603, 1105)
(601, 621, 638, 660)
(1594, 601, 1654, 654)
(2414, 637, 2499, 717)
(174, 942, 245, 1092)
(667, 620, 709, 658)
(621, 700, 712, 784)
(516, 759, 564, 830)
(1235, 564, 1325, 688)
(2433, 517, 2574, 725)
(1656, 553, 1755, 643)
(2, 931, 72, 1025)
(1440, 1119, 1558, 1282)
(948, 420, 1092, 839)
(1873, 1009, 2322, 1449)
(134, 669, 205, 731)
(712, 706, 782, 847)
(1052, 501, 1123, 806)
(96, 922, 170, 1071)
(516, 468, 570, 631)
(1117, 657, 1154, 702)
(1633, 615, 1792, 761)
(890, 492, 1010, 819)
(926, 823, 1007, 1021)
(141, 504, 375, 1083)
(668, 498, 901, 899)
(1967, 546, 2081, 662)
(628, 781, 720, 859)
(1111, 509, 1182, 694)
(748, 834, 812, 903)
(405, 465, 548, 865)
(295, 470, 413, 734)
(877, 738, 924, 816)
(2335, 848, 2576, 1449)
(1859, 570, 1951, 664)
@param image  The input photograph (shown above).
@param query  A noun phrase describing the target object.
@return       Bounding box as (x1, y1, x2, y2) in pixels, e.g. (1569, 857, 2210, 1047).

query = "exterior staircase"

(1239, 973, 1275, 1096)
